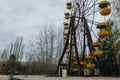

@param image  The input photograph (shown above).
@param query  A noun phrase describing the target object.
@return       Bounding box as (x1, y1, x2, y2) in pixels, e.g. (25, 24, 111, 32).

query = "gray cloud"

(0, 0, 65, 50)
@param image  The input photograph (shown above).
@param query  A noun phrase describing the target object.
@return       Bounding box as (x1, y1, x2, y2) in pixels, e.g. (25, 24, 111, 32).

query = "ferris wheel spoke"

(83, 0, 98, 14)
(85, 4, 98, 15)
(56, 0, 112, 76)
(74, 3, 82, 29)
(86, 19, 98, 26)
(85, 0, 94, 10)
(91, 29, 99, 40)
(85, 8, 101, 17)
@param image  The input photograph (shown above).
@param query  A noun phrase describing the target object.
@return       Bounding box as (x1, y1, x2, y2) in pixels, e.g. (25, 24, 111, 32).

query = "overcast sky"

(0, 0, 112, 51)
(0, 0, 66, 50)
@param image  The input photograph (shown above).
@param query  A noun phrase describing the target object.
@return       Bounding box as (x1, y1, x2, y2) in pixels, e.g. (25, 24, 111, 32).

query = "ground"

(0, 75, 120, 80)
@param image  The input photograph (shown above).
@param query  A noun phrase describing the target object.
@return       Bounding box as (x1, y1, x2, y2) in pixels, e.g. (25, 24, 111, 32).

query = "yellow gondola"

(97, 22, 108, 29)
(93, 50, 103, 56)
(91, 42, 102, 47)
(73, 68, 79, 72)
(64, 22, 69, 26)
(66, 48, 70, 53)
(65, 12, 70, 19)
(85, 55, 94, 59)
(86, 63, 95, 68)
(64, 35, 67, 40)
(66, 2, 72, 9)
(64, 26, 69, 30)
(64, 22, 69, 30)
(64, 32, 68, 35)
(98, 30, 109, 37)
(99, 0, 110, 9)
(66, 55, 70, 59)
(65, 16, 70, 19)
(73, 61, 78, 65)
(80, 61, 87, 65)
(100, 8, 111, 16)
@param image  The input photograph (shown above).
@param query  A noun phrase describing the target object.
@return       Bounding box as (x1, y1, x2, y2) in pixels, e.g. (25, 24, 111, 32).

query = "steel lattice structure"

(56, 0, 111, 76)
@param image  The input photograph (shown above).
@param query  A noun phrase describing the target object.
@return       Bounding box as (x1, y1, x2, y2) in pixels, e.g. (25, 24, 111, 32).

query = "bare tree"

(0, 49, 8, 61)
(36, 25, 63, 64)
(0, 37, 24, 62)
(27, 24, 63, 75)
(111, 0, 120, 29)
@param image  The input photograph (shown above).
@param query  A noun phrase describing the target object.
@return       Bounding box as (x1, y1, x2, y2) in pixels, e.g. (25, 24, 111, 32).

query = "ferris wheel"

(56, 0, 111, 76)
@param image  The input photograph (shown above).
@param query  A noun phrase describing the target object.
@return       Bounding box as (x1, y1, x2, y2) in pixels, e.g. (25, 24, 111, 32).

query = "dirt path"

(0, 75, 120, 80)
